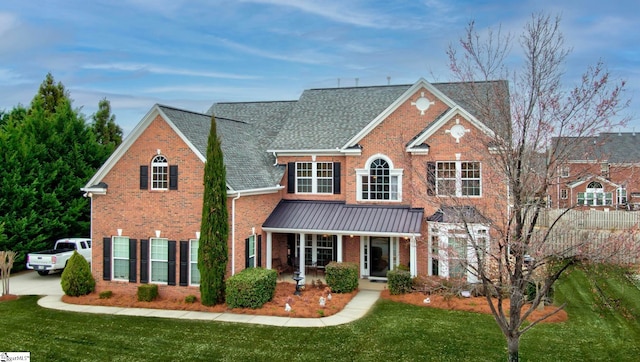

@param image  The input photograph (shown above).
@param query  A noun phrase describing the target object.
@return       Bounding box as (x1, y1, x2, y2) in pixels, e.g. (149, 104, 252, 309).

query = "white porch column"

(336, 234, 343, 262)
(299, 233, 306, 281)
(410, 236, 417, 277)
(266, 231, 272, 269)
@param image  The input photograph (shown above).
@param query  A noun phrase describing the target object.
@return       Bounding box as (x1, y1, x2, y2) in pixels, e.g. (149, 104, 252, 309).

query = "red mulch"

(62, 282, 356, 318)
(0, 294, 19, 302)
(380, 289, 568, 323)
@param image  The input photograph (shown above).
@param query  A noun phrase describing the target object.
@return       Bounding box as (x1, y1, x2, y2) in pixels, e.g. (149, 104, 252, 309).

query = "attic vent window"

(411, 92, 435, 115)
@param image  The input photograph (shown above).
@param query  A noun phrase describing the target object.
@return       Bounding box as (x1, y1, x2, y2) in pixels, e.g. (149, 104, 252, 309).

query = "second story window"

(288, 162, 341, 195)
(151, 155, 168, 190)
(436, 161, 481, 197)
(357, 155, 402, 201)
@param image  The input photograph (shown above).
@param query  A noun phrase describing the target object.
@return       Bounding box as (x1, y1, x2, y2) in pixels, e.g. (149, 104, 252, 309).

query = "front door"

(370, 237, 390, 278)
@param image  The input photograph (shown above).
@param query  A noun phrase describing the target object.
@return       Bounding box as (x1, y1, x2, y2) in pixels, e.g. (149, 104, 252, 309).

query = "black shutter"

(103, 237, 111, 280)
(333, 162, 341, 194)
(332, 235, 338, 262)
(140, 239, 149, 283)
(427, 162, 436, 196)
(169, 165, 178, 190)
(128, 239, 137, 283)
(257, 235, 262, 267)
(168, 240, 176, 286)
(287, 162, 295, 193)
(245, 238, 250, 268)
(179, 241, 189, 286)
(140, 166, 149, 190)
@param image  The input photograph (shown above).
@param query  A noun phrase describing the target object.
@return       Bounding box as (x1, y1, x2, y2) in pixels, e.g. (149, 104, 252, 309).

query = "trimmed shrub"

(99, 290, 113, 299)
(137, 284, 158, 302)
(61, 251, 95, 296)
(185, 295, 197, 304)
(387, 269, 412, 295)
(225, 267, 277, 309)
(325, 262, 358, 293)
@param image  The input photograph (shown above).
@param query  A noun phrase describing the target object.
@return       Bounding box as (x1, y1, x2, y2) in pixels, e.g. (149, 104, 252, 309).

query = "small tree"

(0, 250, 16, 296)
(447, 13, 632, 361)
(61, 251, 95, 296)
(198, 114, 229, 306)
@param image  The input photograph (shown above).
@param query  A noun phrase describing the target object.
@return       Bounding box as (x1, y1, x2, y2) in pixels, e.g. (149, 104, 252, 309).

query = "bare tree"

(447, 13, 632, 362)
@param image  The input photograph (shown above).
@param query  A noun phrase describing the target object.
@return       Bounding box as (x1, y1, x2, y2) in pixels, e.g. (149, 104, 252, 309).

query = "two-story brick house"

(550, 133, 640, 210)
(82, 78, 509, 299)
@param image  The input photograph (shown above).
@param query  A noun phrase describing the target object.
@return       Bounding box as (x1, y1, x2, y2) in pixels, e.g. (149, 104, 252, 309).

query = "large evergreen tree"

(0, 74, 116, 270)
(198, 114, 229, 306)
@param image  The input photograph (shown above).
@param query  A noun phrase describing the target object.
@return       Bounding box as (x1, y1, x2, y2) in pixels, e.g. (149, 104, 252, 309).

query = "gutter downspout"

(231, 191, 241, 275)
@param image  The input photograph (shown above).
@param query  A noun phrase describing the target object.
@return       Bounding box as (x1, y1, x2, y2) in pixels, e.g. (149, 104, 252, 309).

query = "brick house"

(82, 78, 509, 299)
(550, 133, 640, 210)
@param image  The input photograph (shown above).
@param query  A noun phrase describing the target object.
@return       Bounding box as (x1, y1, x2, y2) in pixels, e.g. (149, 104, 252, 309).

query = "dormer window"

(356, 155, 403, 201)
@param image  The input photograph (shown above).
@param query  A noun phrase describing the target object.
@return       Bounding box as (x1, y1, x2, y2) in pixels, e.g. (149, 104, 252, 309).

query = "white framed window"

(560, 165, 570, 178)
(189, 239, 200, 285)
(150, 238, 168, 283)
(601, 162, 610, 178)
(248, 235, 256, 268)
(449, 237, 467, 279)
(296, 162, 333, 194)
(436, 161, 481, 196)
(151, 155, 168, 190)
(577, 182, 612, 206)
(560, 189, 568, 200)
(617, 188, 627, 204)
(356, 155, 402, 201)
(295, 234, 334, 266)
(112, 236, 129, 281)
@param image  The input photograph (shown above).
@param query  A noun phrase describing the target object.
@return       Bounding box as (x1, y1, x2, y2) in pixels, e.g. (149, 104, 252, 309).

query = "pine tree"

(198, 114, 229, 306)
(91, 98, 123, 151)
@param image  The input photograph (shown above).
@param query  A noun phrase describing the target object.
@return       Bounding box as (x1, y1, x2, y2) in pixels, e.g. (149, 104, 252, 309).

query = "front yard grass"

(1, 264, 639, 361)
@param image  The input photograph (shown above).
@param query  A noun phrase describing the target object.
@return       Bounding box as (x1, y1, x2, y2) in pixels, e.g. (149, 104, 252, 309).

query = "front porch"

(261, 200, 425, 282)
(278, 272, 389, 291)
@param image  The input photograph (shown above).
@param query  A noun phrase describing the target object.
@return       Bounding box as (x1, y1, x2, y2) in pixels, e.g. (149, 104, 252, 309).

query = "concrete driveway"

(4, 270, 64, 296)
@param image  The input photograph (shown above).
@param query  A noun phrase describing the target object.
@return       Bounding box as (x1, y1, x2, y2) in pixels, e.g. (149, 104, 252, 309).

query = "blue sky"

(0, 0, 638, 135)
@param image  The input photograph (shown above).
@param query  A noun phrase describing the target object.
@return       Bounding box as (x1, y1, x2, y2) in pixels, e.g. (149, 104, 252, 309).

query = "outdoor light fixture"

(155, 230, 161, 238)
(117, 229, 122, 236)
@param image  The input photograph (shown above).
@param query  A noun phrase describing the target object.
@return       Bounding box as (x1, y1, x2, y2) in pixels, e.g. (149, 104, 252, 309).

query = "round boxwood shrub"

(387, 269, 412, 295)
(225, 267, 277, 309)
(325, 262, 359, 293)
(61, 251, 95, 296)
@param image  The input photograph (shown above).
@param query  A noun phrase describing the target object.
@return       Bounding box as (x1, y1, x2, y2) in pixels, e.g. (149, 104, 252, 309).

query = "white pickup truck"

(26, 238, 92, 276)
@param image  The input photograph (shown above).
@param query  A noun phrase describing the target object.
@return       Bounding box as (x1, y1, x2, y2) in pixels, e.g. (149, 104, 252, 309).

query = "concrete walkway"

(36, 290, 381, 327)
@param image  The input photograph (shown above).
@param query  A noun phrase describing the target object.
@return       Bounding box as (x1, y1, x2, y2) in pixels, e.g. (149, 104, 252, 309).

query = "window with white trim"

(617, 188, 627, 204)
(560, 189, 568, 199)
(436, 161, 481, 196)
(112, 236, 129, 280)
(190, 239, 200, 285)
(357, 156, 402, 201)
(295, 234, 335, 267)
(560, 165, 570, 178)
(296, 162, 333, 194)
(449, 237, 467, 279)
(577, 181, 612, 206)
(151, 155, 168, 190)
(150, 238, 168, 283)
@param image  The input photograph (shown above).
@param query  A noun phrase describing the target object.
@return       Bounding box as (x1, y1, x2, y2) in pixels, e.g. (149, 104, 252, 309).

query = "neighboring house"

(82, 78, 509, 299)
(551, 133, 640, 210)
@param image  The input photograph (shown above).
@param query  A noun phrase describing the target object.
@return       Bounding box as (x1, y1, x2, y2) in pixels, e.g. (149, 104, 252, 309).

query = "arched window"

(356, 155, 402, 201)
(586, 181, 603, 192)
(578, 181, 612, 206)
(151, 155, 168, 190)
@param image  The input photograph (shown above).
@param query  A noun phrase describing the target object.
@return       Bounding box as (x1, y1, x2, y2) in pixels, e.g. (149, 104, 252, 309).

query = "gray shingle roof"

(159, 105, 285, 191)
(553, 132, 640, 163)
(263, 200, 424, 234)
(267, 81, 509, 150)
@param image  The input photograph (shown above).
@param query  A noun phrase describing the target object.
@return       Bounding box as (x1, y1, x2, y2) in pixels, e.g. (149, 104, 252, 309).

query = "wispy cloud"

(82, 63, 259, 80)
(213, 37, 337, 65)
(238, 0, 403, 29)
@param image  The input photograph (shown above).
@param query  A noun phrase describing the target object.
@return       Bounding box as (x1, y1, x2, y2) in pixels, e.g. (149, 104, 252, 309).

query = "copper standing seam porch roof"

(262, 200, 424, 236)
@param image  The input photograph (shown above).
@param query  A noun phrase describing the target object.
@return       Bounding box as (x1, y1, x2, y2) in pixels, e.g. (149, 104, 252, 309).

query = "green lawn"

(1, 264, 639, 361)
